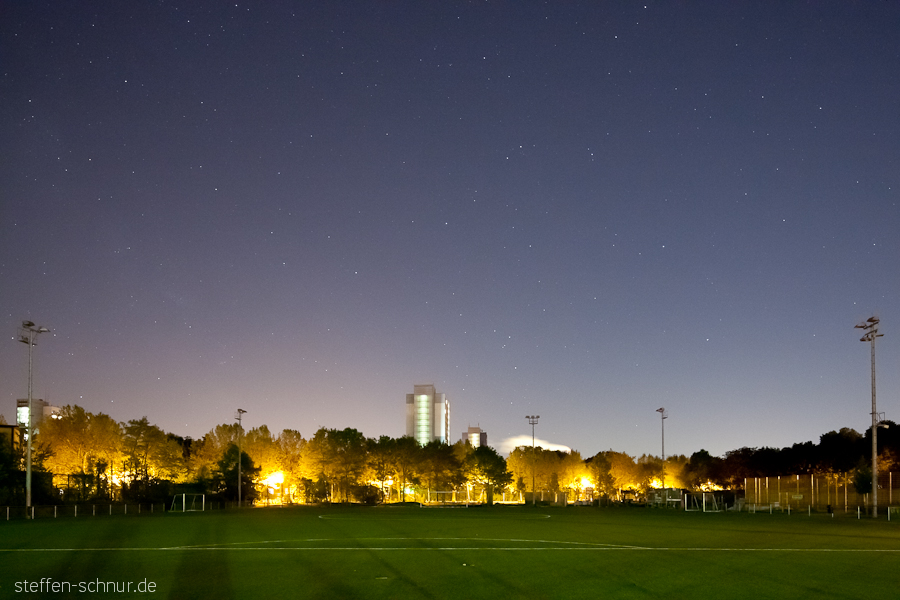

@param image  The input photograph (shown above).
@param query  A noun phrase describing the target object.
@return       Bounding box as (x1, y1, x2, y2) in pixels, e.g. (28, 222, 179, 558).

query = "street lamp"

(656, 408, 667, 501)
(526, 415, 539, 505)
(235, 408, 247, 507)
(18, 320, 50, 511)
(855, 316, 883, 518)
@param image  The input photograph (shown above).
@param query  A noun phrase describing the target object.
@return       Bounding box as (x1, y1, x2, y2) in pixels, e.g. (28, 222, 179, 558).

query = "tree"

(0, 433, 20, 504)
(243, 425, 280, 479)
(586, 452, 616, 500)
(367, 436, 396, 502)
(121, 417, 186, 501)
(276, 429, 306, 503)
(302, 428, 368, 502)
(190, 423, 241, 484)
(419, 441, 464, 502)
(388, 436, 421, 502)
(817, 428, 864, 474)
(684, 449, 725, 489)
(217, 443, 260, 502)
(466, 446, 512, 504)
(605, 451, 640, 496)
(852, 462, 872, 496)
(40, 405, 123, 500)
(556, 450, 586, 500)
(328, 428, 368, 502)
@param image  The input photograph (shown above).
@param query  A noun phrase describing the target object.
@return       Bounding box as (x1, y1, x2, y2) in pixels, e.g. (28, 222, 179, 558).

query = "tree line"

(0, 405, 897, 505)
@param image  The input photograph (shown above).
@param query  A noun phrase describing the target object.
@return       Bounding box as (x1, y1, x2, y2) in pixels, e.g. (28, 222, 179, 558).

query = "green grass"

(1, 505, 897, 599)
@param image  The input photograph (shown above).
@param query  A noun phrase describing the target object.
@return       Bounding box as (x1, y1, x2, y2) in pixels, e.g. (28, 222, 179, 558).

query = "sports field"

(1, 505, 897, 599)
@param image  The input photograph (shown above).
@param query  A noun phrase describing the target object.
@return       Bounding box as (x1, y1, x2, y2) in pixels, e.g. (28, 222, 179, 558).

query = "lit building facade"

(16, 399, 59, 437)
(461, 426, 487, 448)
(405, 384, 450, 445)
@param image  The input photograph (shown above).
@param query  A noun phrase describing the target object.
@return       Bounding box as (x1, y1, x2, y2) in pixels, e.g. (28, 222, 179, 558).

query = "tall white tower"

(405, 384, 449, 445)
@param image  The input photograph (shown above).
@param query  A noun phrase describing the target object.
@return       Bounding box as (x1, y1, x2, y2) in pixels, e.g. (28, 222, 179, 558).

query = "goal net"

(684, 492, 723, 513)
(422, 491, 467, 506)
(701, 492, 723, 512)
(170, 493, 205, 512)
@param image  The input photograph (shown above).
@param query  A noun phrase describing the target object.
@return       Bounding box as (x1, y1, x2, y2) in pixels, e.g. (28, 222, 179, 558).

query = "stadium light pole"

(855, 316, 883, 518)
(18, 320, 50, 511)
(656, 408, 667, 498)
(526, 415, 539, 505)
(236, 408, 247, 507)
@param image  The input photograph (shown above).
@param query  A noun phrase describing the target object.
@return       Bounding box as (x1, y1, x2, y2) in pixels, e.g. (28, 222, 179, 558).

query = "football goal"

(683, 492, 723, 513)
(170, 493, 205, 512)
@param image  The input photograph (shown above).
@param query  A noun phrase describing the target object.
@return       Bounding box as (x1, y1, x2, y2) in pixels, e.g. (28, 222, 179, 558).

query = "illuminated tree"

(663, 454, 689, 489)
(190, 423, 240, 483)
(243, 425, 280, 479)
(121, 417, 186, 501)
(419, 440, 464, 501)
(605, 451, 640, 496)
(466, 445, 512, 504)
(388, 436, 421, 502)
(366, 436, 395, 502)
(556, 450, 586, 500)
(505, 446, 530, 491)
(636, 454, 662, 491)
(328, 428, 368, 502)
(40, 405, 123, 499)
(507, 446, 574, 497)
(276, 429, 306, 503)
(302, 428, 368, 502)
(586, 452, 616, 500)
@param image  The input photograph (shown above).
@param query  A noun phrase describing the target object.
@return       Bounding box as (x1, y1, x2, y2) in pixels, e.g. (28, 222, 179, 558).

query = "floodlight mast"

(526, 415, 539, 505)
(235, 409, 247, 507)
(18, 321, 50, 511)
(855, 316, 883, 518)
(656, 408, 668, 495)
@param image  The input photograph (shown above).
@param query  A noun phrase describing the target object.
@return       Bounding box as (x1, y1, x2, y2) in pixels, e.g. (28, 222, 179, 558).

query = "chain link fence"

(744, 472, 898, 513)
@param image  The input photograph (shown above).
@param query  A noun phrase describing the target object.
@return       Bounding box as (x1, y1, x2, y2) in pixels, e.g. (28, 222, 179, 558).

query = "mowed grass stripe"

(2, 506, 897, 599)
(4, 544, 899, 552)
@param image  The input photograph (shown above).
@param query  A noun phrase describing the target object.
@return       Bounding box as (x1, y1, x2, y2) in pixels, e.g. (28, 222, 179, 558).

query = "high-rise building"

(16, 399, 59, 437)
(405, 384, 450, 445)
(461, 425, 487, 448)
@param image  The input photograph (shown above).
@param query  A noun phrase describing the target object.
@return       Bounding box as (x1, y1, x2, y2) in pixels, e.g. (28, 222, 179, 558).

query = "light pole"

(855, 316, 883, 518)
(656, 407, 667, 500)
(18, 320, 50, 511)
(235, 408, 247, 507)
(526, 415, 539, 505)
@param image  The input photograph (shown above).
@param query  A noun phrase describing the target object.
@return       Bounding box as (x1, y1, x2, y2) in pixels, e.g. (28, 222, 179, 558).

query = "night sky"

(2, 2, 898, 459)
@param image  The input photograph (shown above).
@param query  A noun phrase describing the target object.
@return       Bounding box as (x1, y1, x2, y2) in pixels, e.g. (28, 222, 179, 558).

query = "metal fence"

(744, 472, 898, 512)
(0, 502, 229, 521)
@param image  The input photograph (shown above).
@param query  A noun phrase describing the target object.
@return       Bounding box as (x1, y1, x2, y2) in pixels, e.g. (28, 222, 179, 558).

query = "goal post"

(422, 491, 467, 506)
(683, 492, 723, 513)
(702, 492, 723, 513)
(170, 493, 206, 512)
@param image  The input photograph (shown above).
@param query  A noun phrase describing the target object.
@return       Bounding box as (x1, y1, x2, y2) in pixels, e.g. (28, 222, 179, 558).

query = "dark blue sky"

(2, 1, 898, 458)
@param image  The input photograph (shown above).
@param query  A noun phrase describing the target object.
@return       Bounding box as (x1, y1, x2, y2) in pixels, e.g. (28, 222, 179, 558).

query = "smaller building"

(461, 425, 487, 448)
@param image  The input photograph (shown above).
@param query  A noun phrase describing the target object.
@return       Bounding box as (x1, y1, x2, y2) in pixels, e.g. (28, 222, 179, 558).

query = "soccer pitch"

(1, 505, 897, 599)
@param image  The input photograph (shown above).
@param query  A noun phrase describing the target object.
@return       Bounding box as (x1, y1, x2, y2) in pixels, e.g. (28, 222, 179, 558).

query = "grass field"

(1, 505, 897, 599)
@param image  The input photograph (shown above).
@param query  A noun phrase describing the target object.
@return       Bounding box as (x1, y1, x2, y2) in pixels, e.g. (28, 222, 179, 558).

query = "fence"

(1, 502, 222, 521)
(744, 472, 898, 512)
